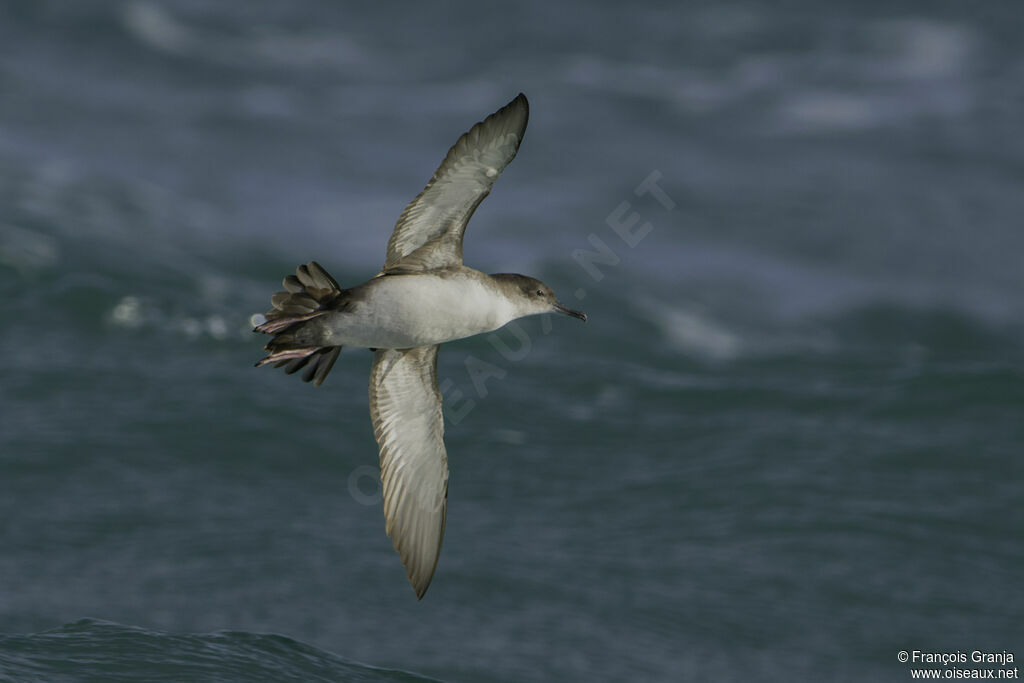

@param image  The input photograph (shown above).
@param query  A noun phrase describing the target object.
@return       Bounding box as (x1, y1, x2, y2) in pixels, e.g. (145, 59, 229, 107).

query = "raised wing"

(383, 93, 529, 272)
(368, 345, 449, 599)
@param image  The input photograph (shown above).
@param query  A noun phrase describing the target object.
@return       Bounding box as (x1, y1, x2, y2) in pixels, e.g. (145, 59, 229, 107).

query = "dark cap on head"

(491, 273, 587, 322)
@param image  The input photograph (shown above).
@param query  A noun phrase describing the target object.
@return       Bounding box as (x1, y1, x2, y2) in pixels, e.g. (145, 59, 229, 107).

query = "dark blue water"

(2, 2, 1022, 681)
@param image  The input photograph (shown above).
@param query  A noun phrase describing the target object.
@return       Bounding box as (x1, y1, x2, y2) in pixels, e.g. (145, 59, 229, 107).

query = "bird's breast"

(335, 273, 514, 349)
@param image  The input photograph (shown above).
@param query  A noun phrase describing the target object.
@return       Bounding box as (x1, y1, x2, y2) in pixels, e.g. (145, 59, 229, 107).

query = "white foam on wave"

(638, 300, 742, 362)
(109, 295, 145, 329)
(774, 18, 978, 132)
(107, 291, 250, 343)
(560, 54, 770, 114)
(659, 308, 742, 361)
(559, 15, 980, 131)
(777, 91, 888, 131)
(868, 19, 978, 80)
(120, 2, 366, 70)
(121, 1, 192, 55)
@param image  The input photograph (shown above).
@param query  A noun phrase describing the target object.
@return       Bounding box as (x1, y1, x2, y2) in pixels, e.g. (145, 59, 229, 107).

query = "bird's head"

(493, 274, 588, 322)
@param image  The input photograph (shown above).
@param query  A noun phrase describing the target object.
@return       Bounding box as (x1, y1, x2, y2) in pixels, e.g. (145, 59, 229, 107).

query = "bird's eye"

(536, 289, 544, 296)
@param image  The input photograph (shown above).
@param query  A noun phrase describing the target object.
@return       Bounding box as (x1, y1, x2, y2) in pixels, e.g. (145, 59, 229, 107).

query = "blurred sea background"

(1, 1, 1022, 681)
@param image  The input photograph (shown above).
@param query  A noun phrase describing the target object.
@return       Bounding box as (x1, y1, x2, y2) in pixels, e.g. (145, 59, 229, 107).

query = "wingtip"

(497, 93, 528, 122)
(412, 574, 433, 600)
(512, 92, 529, 117)
(499, 92, 528, 139)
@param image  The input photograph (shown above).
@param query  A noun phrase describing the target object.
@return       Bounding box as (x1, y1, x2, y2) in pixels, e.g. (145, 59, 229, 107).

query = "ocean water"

(2, 1, 1023, 681)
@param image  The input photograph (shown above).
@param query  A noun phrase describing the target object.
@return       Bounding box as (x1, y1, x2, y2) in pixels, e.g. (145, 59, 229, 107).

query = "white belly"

(326, 273, 514, 349)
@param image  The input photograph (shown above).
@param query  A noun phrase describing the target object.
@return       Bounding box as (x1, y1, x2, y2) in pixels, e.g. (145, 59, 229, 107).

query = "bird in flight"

(255, 93, 586, 598)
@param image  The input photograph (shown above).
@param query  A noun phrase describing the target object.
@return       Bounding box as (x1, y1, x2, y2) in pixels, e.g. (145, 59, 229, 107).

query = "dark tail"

(254, 261, 346, 387)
